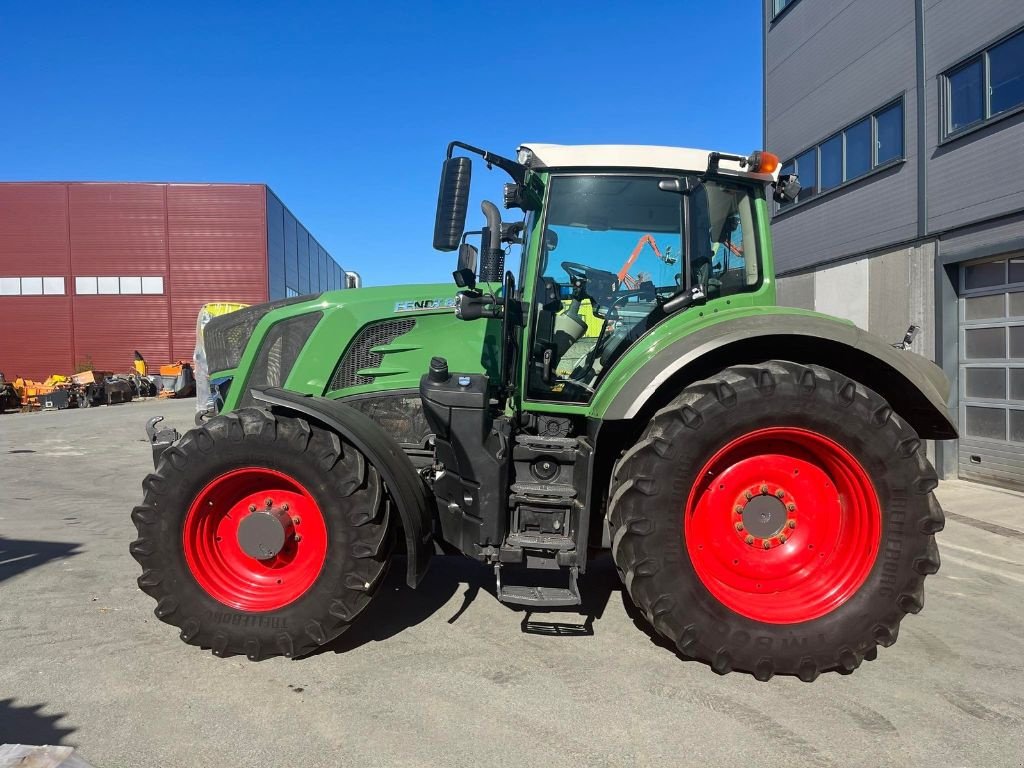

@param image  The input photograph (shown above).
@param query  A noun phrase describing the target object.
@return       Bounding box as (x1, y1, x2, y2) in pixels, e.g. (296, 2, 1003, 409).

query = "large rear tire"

(130, 408, 393, 660)
(608, 361, 943, 680)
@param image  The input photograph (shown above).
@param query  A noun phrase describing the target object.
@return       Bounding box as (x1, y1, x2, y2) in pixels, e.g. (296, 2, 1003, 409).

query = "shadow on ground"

(317, 552, 627, 654)
(0, 537, 81, 584)
(0, 698, 76, 746)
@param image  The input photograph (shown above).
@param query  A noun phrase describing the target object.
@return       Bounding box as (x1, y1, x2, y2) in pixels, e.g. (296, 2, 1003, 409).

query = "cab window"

(527, 174, 759, 403)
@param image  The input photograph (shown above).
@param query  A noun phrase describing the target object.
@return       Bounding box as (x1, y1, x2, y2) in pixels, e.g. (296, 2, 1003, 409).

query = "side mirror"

(773, 173, 801, 204)
(453, 243, 478, 290)
(433, 157, 472, 251)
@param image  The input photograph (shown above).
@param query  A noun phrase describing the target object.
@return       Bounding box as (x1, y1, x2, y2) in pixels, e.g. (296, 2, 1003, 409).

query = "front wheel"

(130, 408, 394, 660)
(608, 361, 943, 680)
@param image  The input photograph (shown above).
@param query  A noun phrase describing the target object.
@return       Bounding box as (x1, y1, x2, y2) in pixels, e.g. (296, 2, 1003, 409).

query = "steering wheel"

(561, 261, 620, 310)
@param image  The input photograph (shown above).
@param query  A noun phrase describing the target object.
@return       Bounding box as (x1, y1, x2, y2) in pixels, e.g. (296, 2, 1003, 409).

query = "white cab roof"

(517, 143, 778, 181)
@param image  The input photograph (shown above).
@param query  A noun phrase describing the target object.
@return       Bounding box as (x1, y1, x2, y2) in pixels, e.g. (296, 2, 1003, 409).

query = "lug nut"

(745, 535, 754, 544)
(248, 504, 257, 512)
(264, 498, 273, 508)
(788, 520, 797, 529)
(787, 503, 796, 511)
(735, 522, 744, 531)
(763, 540, 772, 550)
(760, 484, 769, 495)
(735, 505, 744, 514)
(776, 489, 785, 499)
(779, 534, 787, 543)
(745, 491, 753, 500)
(294, 534, 302, 543)
(292, 517, 301, 525)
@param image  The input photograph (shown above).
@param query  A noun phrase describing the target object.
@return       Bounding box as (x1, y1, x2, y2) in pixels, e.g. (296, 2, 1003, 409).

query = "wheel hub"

(734, 482, 797, 549)
(236, 501, 295, 560)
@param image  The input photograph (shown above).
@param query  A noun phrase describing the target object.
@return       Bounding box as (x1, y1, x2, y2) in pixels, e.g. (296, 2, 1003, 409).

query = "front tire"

(608, 361, 943, 680)
(130, 408, 393, 660)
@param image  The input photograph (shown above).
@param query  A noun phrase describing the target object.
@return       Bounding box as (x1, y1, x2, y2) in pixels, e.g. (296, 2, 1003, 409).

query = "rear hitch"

(146, 415, 181, 468)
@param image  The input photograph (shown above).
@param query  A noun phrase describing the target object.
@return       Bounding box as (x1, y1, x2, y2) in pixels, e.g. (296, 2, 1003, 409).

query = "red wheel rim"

(684, 427, 881, 624)
(183, 468, 328, 611)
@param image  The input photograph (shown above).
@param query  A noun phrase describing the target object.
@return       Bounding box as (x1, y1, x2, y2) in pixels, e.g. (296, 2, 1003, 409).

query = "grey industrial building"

(763, 0, 1024, 490)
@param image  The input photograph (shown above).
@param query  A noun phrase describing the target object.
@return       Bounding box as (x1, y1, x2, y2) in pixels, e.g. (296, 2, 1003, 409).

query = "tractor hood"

(207, 283, 496, 413)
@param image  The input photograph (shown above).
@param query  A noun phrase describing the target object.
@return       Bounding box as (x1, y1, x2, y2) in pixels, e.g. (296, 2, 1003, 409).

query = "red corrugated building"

(0, 182, 348, 380)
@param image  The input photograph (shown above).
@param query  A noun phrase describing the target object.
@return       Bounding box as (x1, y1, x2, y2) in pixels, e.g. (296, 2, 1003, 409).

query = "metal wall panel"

(266, 191, 286, 300)
(296, 224, 310, 294)
(167, 184, 268, 359)
(0, 184, 72, 378)
(0, 296, 73, 379)
(765, 0, 919, 273)
(767, 0, 916, 157)
(283, 210, 298, 294)
(72, 294, 171, 372)
(318, 245, 328, 292)
(924, 0, 1024, 235)
(940, 210, 1024, 262)
(68, 184, 166, 273)
(0, 184, 70, 272)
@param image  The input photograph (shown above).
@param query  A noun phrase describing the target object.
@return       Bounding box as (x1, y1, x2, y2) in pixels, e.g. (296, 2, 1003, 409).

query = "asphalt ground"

(1, 398, 1023, 767)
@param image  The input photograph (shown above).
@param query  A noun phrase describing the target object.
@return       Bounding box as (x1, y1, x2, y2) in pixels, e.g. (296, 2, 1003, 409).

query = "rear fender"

(252, 387, 433, 587)
(597, 312, 957, 440)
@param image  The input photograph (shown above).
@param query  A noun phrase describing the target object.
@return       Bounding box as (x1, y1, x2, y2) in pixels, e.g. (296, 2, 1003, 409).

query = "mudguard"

(252, 387, 434, 587)
(598, 312, 957, 440)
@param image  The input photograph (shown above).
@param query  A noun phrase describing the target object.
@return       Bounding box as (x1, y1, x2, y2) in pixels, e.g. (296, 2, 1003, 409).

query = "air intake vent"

(330, 318, 416, 391)
(237, 312, 322, 408)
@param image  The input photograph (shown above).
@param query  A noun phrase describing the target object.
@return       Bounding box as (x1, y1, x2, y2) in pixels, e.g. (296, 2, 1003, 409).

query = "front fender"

(252, 387, 434, 587)
(594, 309, 956, 440)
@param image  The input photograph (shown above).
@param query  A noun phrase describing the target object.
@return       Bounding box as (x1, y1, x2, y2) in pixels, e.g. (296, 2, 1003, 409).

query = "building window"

(844, 118, 872, 180)
(0, 276, 65, 296)
(777, 97, 904, 211)
(875, 101, 904, 164)
(943, 28, 1024, 139)
(141, 276, 164, 294)
(772, 0, 797, 17)
(819, 134, 843, 192)
(75, 276, 164, 295)
(947, 58, 985, 133)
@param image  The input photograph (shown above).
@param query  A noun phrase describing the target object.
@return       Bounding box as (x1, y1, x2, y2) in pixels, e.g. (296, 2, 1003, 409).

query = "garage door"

(958, 254, 1024, 491)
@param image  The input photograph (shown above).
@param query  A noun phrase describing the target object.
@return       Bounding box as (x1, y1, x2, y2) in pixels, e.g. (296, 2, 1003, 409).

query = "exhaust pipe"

(479, 201, 504, 284)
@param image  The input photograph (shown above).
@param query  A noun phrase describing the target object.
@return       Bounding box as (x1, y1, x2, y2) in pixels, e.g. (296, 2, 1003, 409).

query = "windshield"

(528, 173, 760, 403)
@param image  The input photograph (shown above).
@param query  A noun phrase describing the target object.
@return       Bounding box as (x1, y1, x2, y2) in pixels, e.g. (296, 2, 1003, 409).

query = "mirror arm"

(446, 141, 527, 184)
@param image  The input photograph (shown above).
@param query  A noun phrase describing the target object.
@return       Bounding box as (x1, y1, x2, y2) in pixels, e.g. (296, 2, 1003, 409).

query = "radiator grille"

(329, 318, 416, 390)
(237, 312, 322, 408)
(205, 294, 316, 372)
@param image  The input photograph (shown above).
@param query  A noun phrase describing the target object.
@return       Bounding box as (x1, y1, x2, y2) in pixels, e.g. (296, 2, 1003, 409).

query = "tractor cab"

(432, 142, 798, 405)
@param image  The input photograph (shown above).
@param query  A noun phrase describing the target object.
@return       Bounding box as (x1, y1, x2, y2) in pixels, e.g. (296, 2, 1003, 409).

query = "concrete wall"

(774, 270, 814, 310)
(775, 242, 936, 360)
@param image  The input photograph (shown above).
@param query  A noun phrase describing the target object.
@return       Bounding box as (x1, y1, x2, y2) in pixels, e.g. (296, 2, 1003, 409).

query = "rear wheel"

(131, 408, 393, 659)
(608, 361, 943, 680)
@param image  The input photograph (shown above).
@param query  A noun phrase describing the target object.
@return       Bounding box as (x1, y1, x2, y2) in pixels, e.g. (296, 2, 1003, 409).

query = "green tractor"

(131, 141, 955, 680)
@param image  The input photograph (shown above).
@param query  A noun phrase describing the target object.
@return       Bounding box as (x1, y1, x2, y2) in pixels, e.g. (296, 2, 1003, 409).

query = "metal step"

(509, 482, 577, 500)
(505, 531, 575, 551)
(494, 564, 580, 607)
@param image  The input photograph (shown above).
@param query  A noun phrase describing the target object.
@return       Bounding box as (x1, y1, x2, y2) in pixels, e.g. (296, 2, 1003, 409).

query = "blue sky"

(0, 2, 763, 287)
